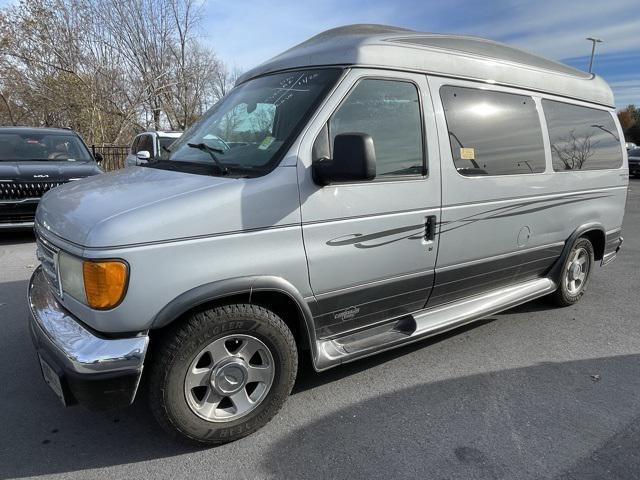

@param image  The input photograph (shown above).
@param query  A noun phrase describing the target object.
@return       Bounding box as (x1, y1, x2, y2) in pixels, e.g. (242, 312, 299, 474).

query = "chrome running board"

(314, 277, 557, 371)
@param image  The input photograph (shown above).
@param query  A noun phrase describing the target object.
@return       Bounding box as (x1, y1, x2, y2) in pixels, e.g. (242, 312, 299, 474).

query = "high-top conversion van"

(29, 25, 627, 445)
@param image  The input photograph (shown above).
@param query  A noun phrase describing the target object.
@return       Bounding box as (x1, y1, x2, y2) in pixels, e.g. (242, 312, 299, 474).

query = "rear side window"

(329, 79, 425, 177)
(440, 86, 545, 176)
(543, 100, 622, 171)
(138, 134, 154, 155)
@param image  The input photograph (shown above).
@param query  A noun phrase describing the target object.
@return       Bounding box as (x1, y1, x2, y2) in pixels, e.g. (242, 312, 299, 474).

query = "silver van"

(28, 25, 627, 445)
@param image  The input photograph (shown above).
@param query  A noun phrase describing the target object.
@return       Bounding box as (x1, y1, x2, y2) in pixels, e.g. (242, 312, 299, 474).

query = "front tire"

(148, 304, 298, 446)
(551, 237, 594, 307)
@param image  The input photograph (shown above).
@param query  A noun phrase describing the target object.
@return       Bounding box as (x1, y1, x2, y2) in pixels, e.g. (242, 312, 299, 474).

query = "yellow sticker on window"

(460, 147, 475, 160)
(258, 136, 275, 150)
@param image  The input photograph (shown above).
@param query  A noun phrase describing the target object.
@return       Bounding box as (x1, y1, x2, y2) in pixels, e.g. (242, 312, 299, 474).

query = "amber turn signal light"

(82, 260, 128, 309)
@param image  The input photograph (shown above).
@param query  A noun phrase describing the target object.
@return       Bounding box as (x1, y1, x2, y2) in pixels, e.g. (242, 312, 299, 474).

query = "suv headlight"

(58, 252, 129, 309)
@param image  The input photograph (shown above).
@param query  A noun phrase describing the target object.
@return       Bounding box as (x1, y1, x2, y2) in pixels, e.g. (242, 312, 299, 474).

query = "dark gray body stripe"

(312, 243, 564, 338)
(428, 245, 563, 307)
(313, 272, 433, 338)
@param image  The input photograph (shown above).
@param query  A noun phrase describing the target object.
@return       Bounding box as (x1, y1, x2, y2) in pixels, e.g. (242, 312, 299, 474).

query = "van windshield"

(156, 68, 342, 177)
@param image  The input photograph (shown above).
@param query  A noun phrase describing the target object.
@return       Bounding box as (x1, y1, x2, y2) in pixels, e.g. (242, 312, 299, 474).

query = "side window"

(543, 100, 622, 171)
(440, 86, 546, 176)
(329, 79, 425, 177)
(138, 134, 154, 154)
(130, 136, 140, 154)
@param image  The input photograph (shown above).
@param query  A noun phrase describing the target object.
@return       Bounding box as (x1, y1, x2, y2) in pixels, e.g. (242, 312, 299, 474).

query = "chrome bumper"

(28, 267, 149, 408)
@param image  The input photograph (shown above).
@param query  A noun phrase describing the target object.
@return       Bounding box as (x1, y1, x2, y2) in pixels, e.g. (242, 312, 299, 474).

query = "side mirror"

(136, 150, 151, 165)
(94, 152, 103, 164)
(137, 150, 151, 160)
(312, 133, 376, 186)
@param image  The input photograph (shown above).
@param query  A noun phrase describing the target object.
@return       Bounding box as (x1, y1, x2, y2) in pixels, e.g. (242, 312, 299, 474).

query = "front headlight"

(58, 252, 129, 310)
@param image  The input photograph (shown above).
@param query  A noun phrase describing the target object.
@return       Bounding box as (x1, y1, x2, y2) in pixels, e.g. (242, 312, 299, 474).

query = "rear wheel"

(551, 237, 594, 306)
(148, 304, 298, 446)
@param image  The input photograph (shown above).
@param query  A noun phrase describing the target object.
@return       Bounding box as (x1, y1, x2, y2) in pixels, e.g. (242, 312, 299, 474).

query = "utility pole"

(586, 37, 602, 73)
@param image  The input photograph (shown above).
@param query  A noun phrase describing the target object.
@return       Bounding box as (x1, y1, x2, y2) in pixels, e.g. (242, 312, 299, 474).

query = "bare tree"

(551, 131, 598, 170)
(0, 0, 236, 146)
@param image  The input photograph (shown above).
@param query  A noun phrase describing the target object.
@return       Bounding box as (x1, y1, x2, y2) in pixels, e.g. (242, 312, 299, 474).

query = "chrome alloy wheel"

(564, 247, 590, 295)
(184, 334, 275, 422)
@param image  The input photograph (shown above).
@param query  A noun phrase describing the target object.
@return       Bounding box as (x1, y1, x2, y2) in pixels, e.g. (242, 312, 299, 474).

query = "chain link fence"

(91, 145, 129, 171)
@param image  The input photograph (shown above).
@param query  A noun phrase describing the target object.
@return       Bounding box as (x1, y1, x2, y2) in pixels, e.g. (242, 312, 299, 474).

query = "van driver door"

(297, 69, 442, 339)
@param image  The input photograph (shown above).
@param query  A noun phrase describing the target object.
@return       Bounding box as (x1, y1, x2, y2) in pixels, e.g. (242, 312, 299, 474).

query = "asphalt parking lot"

(1, 181, 638, 480)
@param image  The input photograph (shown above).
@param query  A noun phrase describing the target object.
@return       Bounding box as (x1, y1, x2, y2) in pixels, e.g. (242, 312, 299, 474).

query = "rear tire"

(550, 237, 594, 307)
(148, 304, 298, 446)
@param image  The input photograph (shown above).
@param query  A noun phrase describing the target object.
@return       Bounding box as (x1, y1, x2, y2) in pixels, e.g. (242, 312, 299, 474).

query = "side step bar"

(314, 277, 557, 371)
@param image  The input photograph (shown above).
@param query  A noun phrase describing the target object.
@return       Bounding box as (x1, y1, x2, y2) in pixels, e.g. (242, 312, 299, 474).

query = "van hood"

(0, 160, 101, 182)
(36, 167, 243, 247)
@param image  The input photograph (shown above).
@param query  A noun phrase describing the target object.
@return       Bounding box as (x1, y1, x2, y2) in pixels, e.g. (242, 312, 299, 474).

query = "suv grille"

(0, 213, 35, 224)
(36, 234, 61, 294)
(0, 181, 67, 200)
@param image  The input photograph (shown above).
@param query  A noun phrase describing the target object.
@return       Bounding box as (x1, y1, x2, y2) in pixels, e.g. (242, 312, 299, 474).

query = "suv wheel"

(149, 304, 298, 445)
(551, 237, 594, 307)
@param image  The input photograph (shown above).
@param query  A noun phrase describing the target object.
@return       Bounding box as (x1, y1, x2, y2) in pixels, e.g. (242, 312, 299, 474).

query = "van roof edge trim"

(237, 24, 615, 108)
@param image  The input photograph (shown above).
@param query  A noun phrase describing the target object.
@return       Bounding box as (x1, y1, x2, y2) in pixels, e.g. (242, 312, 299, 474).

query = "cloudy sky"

(0, 0, 636, 108)
(198, 0, 640, 108)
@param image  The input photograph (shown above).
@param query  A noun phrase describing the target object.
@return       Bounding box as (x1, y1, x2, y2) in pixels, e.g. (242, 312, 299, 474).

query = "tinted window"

(158, 136, 178, 152)
(441, 86, 545, 176)
(330, 79, 424, 177)
(543, 100, 622, 171)
(629, 148, 640, 157)
(0, 132, 92, 162)
(138, 134, 154, 155)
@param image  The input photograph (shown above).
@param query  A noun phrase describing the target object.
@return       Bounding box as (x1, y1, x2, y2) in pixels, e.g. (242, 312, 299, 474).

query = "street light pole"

(586, 37, 602, 73)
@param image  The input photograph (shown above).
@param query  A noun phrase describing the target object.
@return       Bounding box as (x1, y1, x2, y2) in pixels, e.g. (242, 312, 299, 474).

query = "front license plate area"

(38, 354, 69, 406)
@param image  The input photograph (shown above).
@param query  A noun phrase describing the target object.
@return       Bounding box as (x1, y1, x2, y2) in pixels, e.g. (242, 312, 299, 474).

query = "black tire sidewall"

(557, 238, 595, 305)
(151, 305, 297, 445)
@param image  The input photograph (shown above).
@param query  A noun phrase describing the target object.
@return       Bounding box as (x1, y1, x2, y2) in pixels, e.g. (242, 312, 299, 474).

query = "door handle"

(425, 215, 437, 242)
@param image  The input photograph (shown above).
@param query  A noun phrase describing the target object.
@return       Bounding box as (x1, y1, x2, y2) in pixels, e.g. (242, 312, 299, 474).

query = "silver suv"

(28, 25, 626, 445)
(125, 131, 182, 167)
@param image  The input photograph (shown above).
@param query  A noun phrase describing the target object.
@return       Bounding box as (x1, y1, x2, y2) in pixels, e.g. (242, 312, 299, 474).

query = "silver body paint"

(30, 25, 627, 376)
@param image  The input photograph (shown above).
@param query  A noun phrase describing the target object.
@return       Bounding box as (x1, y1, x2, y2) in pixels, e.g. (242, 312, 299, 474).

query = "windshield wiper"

(187, 142, 228, 175)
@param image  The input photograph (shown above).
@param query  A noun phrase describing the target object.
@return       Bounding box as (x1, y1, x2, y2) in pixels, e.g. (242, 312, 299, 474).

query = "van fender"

(547, 222, 606, 283)
(150, 275, 318, 358)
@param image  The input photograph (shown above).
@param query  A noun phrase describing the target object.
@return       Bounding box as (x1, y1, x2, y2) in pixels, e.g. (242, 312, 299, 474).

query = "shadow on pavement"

(1, 266, 638, 479)
(262, 354, 640, 480)
(0, 230, 35, 246)
(292, 319, 495, 394)
(1, 272, 638, 480)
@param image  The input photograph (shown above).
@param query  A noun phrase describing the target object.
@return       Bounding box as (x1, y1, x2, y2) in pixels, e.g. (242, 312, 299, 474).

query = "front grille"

(0, 181, 67, 200)
(36, 234, 61, 294)
(0, 213, 34, 224)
